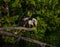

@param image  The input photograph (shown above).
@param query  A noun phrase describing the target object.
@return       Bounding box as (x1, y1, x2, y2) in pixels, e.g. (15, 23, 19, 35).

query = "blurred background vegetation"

(0, 0, 60, 47)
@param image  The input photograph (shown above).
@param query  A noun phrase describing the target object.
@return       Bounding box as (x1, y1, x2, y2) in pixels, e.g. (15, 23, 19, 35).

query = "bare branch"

(0, 31, 55, 47)
(0, 27, 34, 31)
(0, 31, 18, 37)
(21, 37, 56, 47)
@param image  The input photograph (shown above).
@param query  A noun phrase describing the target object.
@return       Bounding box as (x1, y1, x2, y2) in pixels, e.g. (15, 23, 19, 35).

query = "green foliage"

(3, 36, 15, 43)
(0, 0, 60, 47)
(3, 0, 11, 2)
(12, 0, 19, 7)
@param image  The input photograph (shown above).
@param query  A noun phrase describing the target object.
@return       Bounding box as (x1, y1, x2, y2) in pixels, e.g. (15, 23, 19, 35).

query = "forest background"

(0, 0, 60, 47)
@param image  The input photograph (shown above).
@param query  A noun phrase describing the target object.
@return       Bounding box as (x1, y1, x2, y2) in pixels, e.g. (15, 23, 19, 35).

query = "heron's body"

(18, 16, 37, 28)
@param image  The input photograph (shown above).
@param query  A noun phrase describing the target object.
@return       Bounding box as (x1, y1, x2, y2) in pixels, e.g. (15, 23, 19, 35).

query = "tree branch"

(0, 27, 34, 31)
(0, 31, 56, 47)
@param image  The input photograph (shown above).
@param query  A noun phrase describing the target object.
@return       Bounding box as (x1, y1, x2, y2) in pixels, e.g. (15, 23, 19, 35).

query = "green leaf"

(12, 0, 19, 7)
(4, 0, 10, 2)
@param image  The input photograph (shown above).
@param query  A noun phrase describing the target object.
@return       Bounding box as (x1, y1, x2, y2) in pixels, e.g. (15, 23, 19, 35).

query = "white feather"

(32, 18, 37, 26)
(28, 20, 33, 26)
(23, 17, 30, 21)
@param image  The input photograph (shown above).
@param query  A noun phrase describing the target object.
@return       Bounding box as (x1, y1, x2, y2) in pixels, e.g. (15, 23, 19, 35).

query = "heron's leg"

(23, 21, 27, 27)
(29, 24, 30, 28)
(28, 23, 32, 28)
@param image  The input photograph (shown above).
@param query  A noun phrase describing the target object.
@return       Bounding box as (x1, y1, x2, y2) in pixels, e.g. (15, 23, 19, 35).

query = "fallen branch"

(0, 31, 55, 47)
(0, 27, 34, 31)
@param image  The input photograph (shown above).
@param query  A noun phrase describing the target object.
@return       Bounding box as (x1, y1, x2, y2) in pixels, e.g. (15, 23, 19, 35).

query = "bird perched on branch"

(18, 16, 37, 28)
